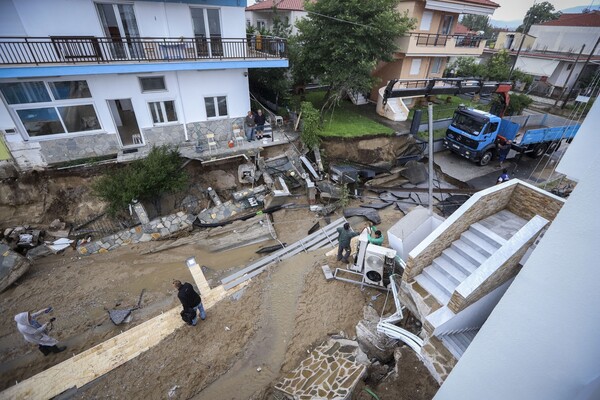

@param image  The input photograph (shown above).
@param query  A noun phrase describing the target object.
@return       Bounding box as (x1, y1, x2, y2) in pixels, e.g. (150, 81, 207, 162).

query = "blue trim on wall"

(143, 0, 245, 7)
(0, 60, 289, 79)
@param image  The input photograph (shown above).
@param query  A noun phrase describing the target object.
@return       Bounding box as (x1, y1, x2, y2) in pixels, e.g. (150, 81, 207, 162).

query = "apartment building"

(371, 0, 499, 100)
(0, 0, 288, 171)
(245, 0, 307, 35)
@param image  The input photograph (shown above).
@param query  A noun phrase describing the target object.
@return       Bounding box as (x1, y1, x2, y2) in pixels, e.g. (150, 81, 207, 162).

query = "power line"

(305, 10, 375, 30)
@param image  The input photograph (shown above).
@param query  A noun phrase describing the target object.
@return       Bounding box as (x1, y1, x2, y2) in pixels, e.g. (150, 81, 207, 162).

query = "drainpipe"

(427, 103, 434, 217)
(175, 71, 190, 141)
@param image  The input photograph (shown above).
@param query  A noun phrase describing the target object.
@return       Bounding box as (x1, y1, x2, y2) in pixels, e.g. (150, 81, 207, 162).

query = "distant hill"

(489, 4, 600, 31)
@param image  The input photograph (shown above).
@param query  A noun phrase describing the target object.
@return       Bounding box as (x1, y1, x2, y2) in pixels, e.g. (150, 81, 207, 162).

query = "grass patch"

(416, 128, 447, 141)
(293, 91, 394, 138)
(408, 96, 491, 121)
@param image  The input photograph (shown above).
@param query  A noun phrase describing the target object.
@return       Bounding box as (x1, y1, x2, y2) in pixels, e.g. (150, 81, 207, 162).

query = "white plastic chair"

(233, 128, 245, 146)
(206, 133, 218, 154)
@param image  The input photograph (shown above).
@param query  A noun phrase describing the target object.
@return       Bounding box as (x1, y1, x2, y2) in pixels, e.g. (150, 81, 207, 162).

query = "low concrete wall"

(77, 211, 195, 255)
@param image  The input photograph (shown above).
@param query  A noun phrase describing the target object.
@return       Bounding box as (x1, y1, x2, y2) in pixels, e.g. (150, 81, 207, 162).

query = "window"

(139, 77, 166, 92)
(420, 11, 433, 31)
(0, 79, 101, 138)
(566, 64, 573, 71)
(488, 122, 499, 134)
(430, 58, 443, 74)
(410, 59, 422, 75)
(256, 20, 266, 29)
(204, 96, 227, 118)
(149, 101, 178, 124)
(0, 82, 51, 104)
(440, 15, 454, 35)
(49, 81, 92, 100)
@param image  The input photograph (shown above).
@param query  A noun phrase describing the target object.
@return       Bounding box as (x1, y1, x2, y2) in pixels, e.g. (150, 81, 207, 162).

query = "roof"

(539, 11, 600, 27)
(454, 23, 471, 34)
(246, 0, 306, 12)
(454, 0, 500, 8)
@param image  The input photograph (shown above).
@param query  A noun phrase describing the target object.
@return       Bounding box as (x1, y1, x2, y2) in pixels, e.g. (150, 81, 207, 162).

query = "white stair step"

(422, 266, 457, 295)
(431, 258, 468, 285)
(470, 222, 507, 247)
(441, 248, 479, 275)
(440, 335, 465, 359)
(461, 230, 499, 256)
(451, 241, 487, 266)
(453, 332, 471, 350)
(414, 274, 450, 305)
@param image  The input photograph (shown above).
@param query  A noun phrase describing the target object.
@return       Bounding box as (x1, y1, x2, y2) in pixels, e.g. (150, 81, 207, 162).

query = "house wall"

(529, 25, 600, 56)
(548, 61, 586, 89)
(495, 32, 535, 51)
(435, 100, 600, 400)
(1, 0, 246, 39)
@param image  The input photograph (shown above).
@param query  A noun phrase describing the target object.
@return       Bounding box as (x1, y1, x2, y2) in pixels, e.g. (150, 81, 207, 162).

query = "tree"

(300, 101, 321, 150)
(448, 51, 531, 85)
(517, 1, 561, 33)
(271, 6, 292, 38)
(93, 145, 188, 215)
(446, 57, 484, 77)
(460, 14, 492, 37)
(294, 0, 415, 112)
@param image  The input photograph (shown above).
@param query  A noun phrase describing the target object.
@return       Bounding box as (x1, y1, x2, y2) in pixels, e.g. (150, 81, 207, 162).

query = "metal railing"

(0, 35, 287, 65)
(411, 33, 484, 48)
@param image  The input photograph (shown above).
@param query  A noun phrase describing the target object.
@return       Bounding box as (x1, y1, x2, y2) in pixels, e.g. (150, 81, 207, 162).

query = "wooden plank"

(221, 217, 345, 285)
(0, 273, 246, 400)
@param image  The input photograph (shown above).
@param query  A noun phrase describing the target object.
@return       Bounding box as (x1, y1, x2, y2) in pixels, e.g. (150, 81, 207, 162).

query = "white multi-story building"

(245, 0, 307, 35)
(0, 0, 288, 171)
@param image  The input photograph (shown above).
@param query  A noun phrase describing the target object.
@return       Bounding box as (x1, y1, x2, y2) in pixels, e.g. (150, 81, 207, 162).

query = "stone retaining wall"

(77, 211, 195, 255)
(40, 133, 120, 165)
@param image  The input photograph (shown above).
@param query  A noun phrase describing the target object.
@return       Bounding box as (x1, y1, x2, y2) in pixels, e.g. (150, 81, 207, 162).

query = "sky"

(490, 0, 594, 21)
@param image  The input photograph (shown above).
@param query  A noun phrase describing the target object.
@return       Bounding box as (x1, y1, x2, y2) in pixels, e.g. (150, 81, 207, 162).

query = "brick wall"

(506, 184, 564, 221)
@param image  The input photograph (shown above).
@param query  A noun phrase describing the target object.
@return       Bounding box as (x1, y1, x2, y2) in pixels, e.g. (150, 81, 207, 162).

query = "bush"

(300, 101, 321, 149)
(93, 145, 188, 215)
(506, 93, 533, 116)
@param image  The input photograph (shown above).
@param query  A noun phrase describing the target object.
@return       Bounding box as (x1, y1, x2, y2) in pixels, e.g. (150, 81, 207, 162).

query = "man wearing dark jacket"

(173, 280, 206, 326)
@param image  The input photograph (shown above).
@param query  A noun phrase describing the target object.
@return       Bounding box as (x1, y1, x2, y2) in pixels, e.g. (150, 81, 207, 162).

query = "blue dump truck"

(443, 108, 581, 166)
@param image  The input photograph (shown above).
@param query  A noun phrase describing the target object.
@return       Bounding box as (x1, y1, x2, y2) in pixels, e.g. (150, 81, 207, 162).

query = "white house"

(245, 0, 308, 35)
(0, 0, 288, 171)
(515, 11, 600, 92)
(434, 100, 600, 399)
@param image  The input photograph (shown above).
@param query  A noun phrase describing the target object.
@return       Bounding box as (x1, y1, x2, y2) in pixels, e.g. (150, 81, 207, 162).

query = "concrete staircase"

(348, 91, 369, 105)
(439, 327, 480, 359)
(414, 222, 507, 305)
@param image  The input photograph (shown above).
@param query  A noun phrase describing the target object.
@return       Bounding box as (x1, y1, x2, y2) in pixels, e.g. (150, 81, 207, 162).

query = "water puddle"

(194, 251, 321, 399)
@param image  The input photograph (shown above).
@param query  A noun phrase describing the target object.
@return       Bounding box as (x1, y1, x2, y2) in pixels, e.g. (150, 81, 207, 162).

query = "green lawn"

(416, 128, 447, 141)
(295, 91, 394, 138)
(407, 95, 491, 121)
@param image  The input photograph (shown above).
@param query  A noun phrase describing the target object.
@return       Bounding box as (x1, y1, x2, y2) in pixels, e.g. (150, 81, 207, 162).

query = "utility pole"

(509, 0, 536, 79)
(561, 34, 600, 109)
(554, 44, 585, 107)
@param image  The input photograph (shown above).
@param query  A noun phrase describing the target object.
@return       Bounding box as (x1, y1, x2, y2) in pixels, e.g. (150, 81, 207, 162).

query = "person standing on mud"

(173, 280, 206, 326)
(14, 308, 66, 356)
(336, 222, 359, 264)
(254, 109, 266, 140)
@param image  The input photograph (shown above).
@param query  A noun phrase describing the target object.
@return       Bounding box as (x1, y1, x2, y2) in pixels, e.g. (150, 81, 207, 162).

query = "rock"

(181, 195, 202, 215)
(3, 228, 13, 237)
(356, 320, 396, 364)
(26, 245, 54, 261)
(366, 361, 390, 385)
(257, 367, 262, 372)
(363, 305, 380, 324)
(0, 244, 31, 293)
(225, 326, 231, 331)
(49, 219, 66, 230)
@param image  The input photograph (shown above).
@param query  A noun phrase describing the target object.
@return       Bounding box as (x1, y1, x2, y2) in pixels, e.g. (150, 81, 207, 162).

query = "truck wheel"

(546, 141, 561, 154)
(528, 143, 548, 158)
(478, 150, 493, 166)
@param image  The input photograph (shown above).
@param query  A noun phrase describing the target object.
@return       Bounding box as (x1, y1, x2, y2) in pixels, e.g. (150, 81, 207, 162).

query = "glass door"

(191, 8, 222, 57)
(107, 99, 143, 147)
(96, 3, 142, 60)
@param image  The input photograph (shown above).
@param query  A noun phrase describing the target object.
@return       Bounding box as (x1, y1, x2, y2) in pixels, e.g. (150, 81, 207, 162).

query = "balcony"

(396, 33, 486, 57)
(0, 35, 287, 66)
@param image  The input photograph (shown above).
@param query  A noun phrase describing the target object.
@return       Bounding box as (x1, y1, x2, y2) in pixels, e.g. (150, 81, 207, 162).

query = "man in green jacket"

(336, 222, 358, 264)
(367, 224, 384, 246)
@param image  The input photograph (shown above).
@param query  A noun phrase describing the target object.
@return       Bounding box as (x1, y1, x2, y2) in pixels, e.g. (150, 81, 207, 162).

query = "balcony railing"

(412, 33, 484, 48)
(0, 35, 287, 66)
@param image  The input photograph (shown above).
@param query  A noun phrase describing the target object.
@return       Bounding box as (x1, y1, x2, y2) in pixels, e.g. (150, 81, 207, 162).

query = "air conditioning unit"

(351, 230, 370, 273)
(363, 244, 396, 286)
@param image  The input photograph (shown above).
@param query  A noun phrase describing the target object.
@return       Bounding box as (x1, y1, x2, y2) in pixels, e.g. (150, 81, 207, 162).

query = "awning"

(515, 57, 560, 77)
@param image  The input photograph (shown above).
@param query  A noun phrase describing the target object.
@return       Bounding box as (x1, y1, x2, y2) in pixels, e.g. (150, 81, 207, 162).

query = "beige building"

(371, 0, 499, 100)
(494, 31, 536, 51)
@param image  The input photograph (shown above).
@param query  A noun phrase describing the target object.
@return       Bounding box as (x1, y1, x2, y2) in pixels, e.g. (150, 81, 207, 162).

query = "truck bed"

(501, 114, 580, 146)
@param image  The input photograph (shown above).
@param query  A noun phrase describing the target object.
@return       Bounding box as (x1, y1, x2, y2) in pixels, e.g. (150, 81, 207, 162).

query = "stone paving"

(274, 338, 366, 400)
(77, 211, 195, 256)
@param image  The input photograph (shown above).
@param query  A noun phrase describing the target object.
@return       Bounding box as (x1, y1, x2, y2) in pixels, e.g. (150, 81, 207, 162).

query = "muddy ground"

(0, 141, 439, 399)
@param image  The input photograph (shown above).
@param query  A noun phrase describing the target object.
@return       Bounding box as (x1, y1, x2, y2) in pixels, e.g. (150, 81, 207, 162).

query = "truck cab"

(443, 108, 501, 166)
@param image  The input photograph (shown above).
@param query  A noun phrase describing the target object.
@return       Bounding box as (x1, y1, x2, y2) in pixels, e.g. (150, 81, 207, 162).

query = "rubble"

(343, 208, 381, 225)
(0, 243, 31, 292)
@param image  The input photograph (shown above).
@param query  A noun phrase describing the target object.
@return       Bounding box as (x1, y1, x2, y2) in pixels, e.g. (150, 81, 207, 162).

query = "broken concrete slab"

(379, 192, 398, 202)
(0, 244, 31, 292)
(400, 160, 428, 185)
(356, 318, 397, 363)
(343, 208, 381, 225)
(360, 202, 393, 210)
(317, 181, 343, 200)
